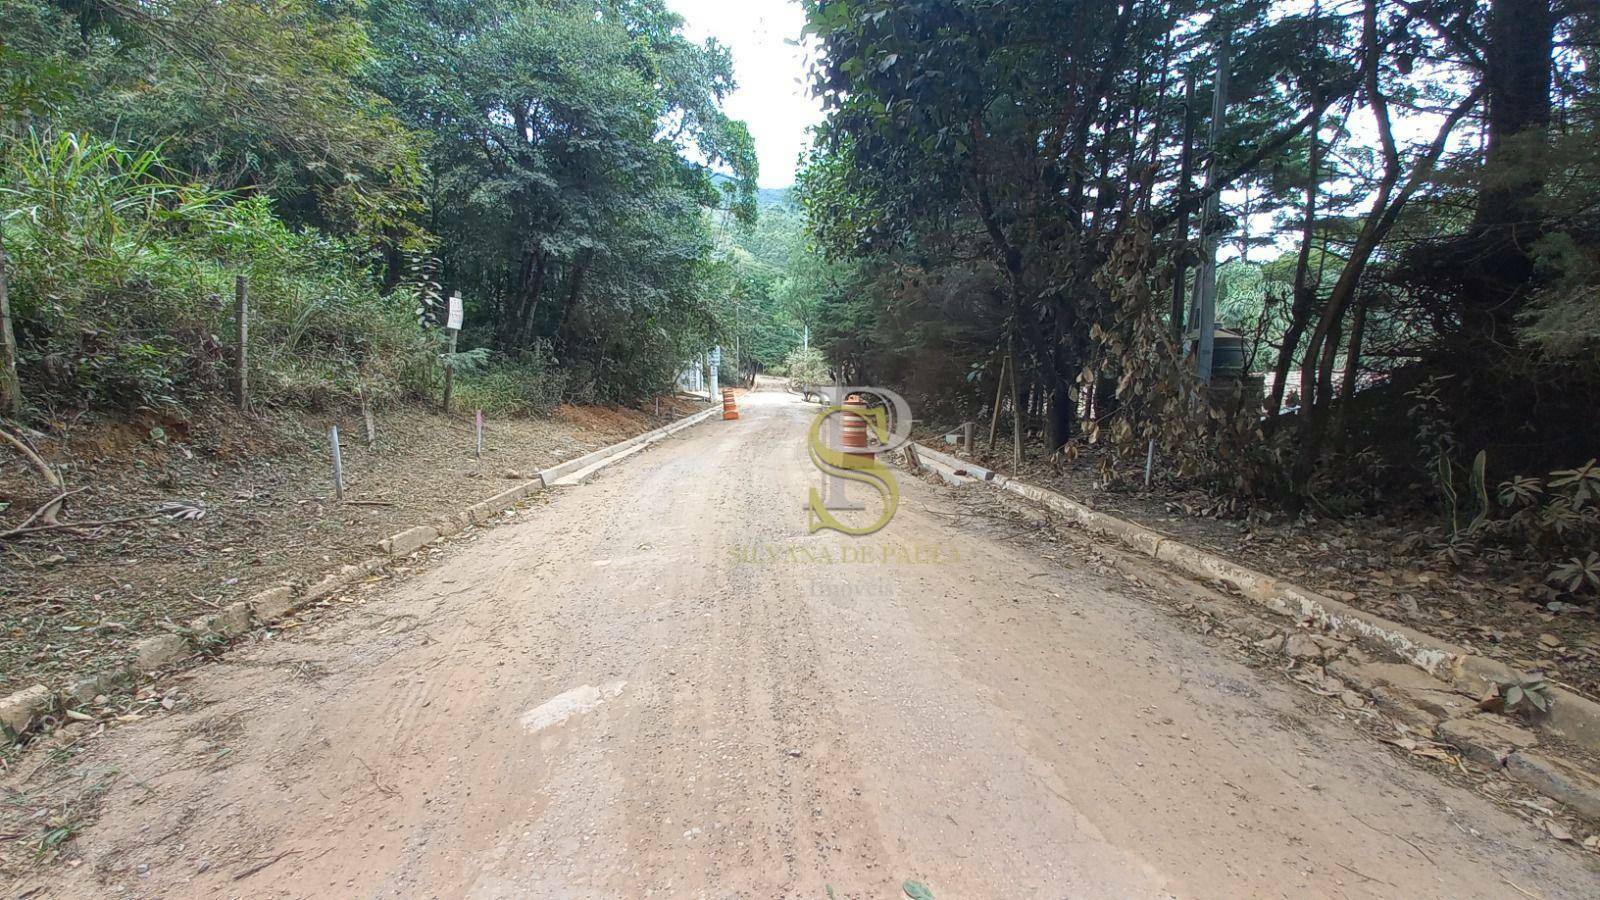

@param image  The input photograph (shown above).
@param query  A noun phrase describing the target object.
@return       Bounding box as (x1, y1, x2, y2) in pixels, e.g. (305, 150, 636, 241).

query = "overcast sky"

(667, 0, 823, 188)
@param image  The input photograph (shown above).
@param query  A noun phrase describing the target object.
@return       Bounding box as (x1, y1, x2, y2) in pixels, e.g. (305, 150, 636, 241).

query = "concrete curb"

(2, 404, 716, 746)
(908, 442, 1600, 755)
(538, 406, 719, 485)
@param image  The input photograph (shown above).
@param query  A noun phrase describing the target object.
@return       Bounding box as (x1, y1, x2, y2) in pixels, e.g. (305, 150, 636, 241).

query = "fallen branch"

(7, 487, 86, 532)
(0, 424, 67, 524)
(0, 425, 61, 487)
(0, 511, 166, 540)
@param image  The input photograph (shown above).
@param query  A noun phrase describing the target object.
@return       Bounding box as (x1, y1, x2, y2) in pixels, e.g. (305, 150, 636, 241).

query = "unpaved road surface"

(29, 388, 1600, 897)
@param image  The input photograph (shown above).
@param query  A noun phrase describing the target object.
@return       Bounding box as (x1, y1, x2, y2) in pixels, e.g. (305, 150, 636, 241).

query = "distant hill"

(757, 187, 795, 212)
(707, 171, 793, 213)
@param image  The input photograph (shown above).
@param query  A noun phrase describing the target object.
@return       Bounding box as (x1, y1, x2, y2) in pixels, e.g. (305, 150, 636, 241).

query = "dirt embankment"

(924, 436, 1600, 702)
(0, 398, 701, 697)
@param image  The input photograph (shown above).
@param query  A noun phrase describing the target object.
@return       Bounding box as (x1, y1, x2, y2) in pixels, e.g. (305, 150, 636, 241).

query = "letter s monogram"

(806, 406, 900, 536)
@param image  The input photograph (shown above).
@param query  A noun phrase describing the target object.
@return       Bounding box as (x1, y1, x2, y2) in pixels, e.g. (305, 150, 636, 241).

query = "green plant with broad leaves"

(1495, 673, 1554, 720)
(1477, 458, 1600, 596)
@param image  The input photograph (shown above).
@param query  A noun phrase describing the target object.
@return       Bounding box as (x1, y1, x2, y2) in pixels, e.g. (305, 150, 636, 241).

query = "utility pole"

(1170, 70, 1197, 341)
(1189, 28, 1230, 384)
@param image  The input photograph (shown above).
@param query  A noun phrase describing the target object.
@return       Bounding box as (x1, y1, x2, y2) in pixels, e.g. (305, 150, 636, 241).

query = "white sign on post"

(446, 293, 464, 331)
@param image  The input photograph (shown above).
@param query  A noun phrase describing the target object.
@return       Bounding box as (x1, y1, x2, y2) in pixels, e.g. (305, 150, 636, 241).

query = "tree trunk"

(1288, 0, 1481, 505)
(1475, 0, 1554, 233)
(1462, 0, 1555, 346)
(1169, 71, 1197, 339)
(988, 354, 1008, 449)
(502, 250, 546, 346)
(1331, 288, 1371, 446)
(552, 249, 595, 347)
(1009, 330, 1024, 471)
(1045, 385, 1075, 454)
(1093, 373, 1120, 422)
(0, 248, 19, 415)
(1268, 105, 1322, 421)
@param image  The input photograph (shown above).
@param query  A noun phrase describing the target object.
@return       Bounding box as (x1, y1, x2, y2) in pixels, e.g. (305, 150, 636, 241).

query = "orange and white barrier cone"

(721, 388, 740, 420)
(841, 394, 873, 464)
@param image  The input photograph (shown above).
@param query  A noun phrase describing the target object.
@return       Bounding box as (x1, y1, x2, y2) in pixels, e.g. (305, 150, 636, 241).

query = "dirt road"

(29, 387, 1600, 898)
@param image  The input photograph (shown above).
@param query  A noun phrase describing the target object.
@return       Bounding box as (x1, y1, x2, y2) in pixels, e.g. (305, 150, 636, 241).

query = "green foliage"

(1435, 449, 1489, 538)
(3, 0, 423, 238)
(1, 132, 422, 410)
(450, 346, 568, 418)
(1467, 459, 1600, 594)
(1495, 673, 1553, 720)
(1550, 552, 1600, 596)
(367, 0, 757, 399)
(797, 0, 1600, 545)
(1, 0, 760, 415)
(785, 347, 830, 390)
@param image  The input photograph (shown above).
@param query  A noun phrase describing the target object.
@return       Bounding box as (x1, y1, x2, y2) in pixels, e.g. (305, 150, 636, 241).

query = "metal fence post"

(329, 425, 346, 501)
(233, 275, 249, 410)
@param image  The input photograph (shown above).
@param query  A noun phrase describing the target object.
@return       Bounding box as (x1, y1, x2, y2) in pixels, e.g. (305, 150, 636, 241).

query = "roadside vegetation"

(0, 0, 804, 422)
(0, 0, 818, 705)
(794, 0, 1600, 605)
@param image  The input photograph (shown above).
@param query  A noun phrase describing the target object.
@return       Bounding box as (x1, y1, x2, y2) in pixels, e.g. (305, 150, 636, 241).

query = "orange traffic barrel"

(721, 388, 739, 420)
(841, 394, 873, 461)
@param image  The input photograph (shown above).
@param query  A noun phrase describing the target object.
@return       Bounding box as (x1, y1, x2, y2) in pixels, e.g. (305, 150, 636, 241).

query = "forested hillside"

(0, 0, 766, 416)
(701, 185, 813, 377)
(797, 0, 1600, 593)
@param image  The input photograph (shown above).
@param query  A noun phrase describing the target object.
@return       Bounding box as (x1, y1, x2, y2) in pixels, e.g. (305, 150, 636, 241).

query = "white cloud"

(667, 0, 823, 188)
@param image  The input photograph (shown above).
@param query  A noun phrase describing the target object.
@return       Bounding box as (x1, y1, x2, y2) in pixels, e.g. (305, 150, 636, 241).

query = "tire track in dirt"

(14, 387, 1600, 899)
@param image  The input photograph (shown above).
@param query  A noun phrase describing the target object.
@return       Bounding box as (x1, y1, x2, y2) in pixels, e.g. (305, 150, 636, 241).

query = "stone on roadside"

(134, 633, 192, 671)
(1283, 633, 1325, 661)
(0, 685, 54, 739)
(1252, 634, 1286, 654)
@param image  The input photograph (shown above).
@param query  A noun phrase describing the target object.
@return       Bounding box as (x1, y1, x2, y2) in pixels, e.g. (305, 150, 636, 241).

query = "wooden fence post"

(0, 250, 20, 415)
(360, 386, 377, 449)
(987, 355, 1007, 450)
(233, 275, 249, 410)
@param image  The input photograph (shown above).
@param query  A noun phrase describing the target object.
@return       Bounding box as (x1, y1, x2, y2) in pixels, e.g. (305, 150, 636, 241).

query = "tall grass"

(1, 131, 426, 412)
(447, 345, 569, 418)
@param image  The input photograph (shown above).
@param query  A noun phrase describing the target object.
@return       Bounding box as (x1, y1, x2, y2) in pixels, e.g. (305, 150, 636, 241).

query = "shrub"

(785, 347, 829, 390)
(0, 131, 425, 413)
(448, 345, 569, 418)
(1457, 458, 1600, 598)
